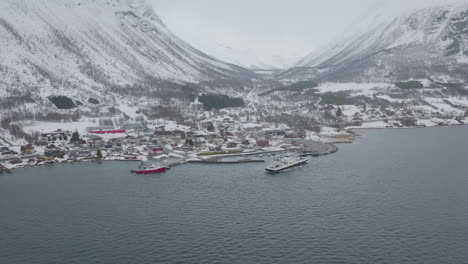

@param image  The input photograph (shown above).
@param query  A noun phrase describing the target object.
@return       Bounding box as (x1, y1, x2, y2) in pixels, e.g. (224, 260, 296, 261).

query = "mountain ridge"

(0, 0, 253, 104)
(287, 3, 468, 83)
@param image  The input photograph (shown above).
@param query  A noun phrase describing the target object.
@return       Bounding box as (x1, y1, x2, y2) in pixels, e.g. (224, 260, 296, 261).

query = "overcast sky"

(151, 0, 466, 67)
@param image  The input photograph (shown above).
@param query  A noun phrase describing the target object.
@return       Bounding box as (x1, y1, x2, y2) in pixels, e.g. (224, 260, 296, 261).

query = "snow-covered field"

(317, 82, 393, 95)
(22, 120, 99, 135)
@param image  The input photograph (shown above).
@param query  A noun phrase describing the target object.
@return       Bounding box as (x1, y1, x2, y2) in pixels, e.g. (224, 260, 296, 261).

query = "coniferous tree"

(207, 124, 215, 132)
(336, 108, 343, 117)
(97, 149, 103, 160)
(70, 131, 80, 143)
(185, 139, 194, 146)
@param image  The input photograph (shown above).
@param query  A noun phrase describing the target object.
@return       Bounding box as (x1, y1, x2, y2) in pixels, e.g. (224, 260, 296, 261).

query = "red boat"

(135, 166, 168, 174)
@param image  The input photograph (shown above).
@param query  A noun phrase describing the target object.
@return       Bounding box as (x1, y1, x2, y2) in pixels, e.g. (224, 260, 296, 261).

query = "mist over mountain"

(285, 2, 468, 82)
(197, 43, 302, 70)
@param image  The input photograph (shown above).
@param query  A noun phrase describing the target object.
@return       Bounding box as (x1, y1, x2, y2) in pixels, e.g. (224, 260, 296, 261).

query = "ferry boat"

(265, 156, 308, 173)
(135, 166, 168, 174)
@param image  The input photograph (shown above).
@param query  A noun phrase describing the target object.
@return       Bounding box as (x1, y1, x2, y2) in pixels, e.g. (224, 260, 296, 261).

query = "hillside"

(0, 0, 253, 107)
(285, 3, 468, 83)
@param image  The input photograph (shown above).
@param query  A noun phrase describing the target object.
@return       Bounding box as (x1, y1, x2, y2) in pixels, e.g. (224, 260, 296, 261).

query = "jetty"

(283, 139, 339, 156)
(188, 159, 265, 165)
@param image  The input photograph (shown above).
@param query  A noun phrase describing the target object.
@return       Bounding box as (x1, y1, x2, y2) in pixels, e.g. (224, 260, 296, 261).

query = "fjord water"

(1, 126, 467, 264)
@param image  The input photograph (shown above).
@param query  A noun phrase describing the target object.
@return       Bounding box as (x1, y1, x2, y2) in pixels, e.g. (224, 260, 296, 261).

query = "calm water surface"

(1, 126, 467, 264)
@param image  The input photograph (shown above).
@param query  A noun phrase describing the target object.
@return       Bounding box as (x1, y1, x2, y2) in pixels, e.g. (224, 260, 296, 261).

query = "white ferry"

(265, 156, 308, 173)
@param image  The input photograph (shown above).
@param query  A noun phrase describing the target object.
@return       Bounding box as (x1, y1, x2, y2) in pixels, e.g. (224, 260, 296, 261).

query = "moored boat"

(265, 156, 308, 173)
(135, 166, 168, 174)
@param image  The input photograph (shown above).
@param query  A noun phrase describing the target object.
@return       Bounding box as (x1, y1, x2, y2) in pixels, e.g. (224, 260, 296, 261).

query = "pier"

(283, 139, 339, 156)
(188, 159, 265, 165)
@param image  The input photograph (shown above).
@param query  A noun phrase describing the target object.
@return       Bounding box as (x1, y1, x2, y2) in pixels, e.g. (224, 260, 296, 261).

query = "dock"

(283, 139, 339, 156)
(188, 159, 265, 165)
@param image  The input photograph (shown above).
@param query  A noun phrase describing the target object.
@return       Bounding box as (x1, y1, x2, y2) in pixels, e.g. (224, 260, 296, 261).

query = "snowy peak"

(297, 4, 467, 67)
(291, 3, 468, 82)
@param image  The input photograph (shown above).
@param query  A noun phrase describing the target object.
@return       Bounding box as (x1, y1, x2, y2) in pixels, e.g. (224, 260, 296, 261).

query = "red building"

(256, 140, 270, 147)
(148, 145, 164, 152)
(89, 130, 126, 134)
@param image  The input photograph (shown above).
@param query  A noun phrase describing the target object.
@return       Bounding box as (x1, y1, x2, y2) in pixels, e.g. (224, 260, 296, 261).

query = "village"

(1, 91, 467, 174)
(0, 110, 339, 173)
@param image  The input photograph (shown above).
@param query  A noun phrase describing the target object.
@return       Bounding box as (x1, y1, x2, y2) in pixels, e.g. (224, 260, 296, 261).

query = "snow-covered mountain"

(288, 2, 468, 82)
(0, 0, 253, 102)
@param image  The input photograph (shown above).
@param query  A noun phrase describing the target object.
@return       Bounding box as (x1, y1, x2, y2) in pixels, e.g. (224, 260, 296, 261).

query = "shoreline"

(2, 124, 466, 174)
(1, 140, 339, 173)
(349, 123, 468, 131)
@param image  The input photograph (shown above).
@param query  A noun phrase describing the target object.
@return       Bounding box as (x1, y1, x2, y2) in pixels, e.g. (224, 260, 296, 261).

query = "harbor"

(130, 139, 338, 173)
(0, 115, 340, 174)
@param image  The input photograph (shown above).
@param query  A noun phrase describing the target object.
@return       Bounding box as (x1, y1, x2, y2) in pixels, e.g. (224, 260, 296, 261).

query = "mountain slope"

(288, 3, 468, 82)
(197, 43, 301, 70)
(0, 0, 253, 102)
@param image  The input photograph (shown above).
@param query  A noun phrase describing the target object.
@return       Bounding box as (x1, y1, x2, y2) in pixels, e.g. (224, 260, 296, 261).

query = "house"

(45, 150, 65, 160)
(148, 145, 164, 153)
(46, 144, 58, 149)
(267, 130, 286, 136)
(181, 144, 194, 152)
(284, 133, 297, 139)
(104, 144, 114, 149)
(88, 135, 103, 141)
(10, 159, 22, 165)
(186, 131, 195, 139)
(227, 142, 238, 148)
(68, 151, 79, 160)
(321, 105, 335, 111)
(121, 123, 148, 132)
(256, 140, 270, 147)
(201, 121, 214, 129)
(89, 129, 126, 135)
(221, 131, 235, 137)
(173, 130, 186, 137)
(41, 131, 65, 138)
(154, 130, 174, 137)
(21, 144, 35, 154)
(73, 139, 87, 145)
(78, 150, 92, 158)
(36, 141, 49, 146)
(193, 140, 206, 147)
